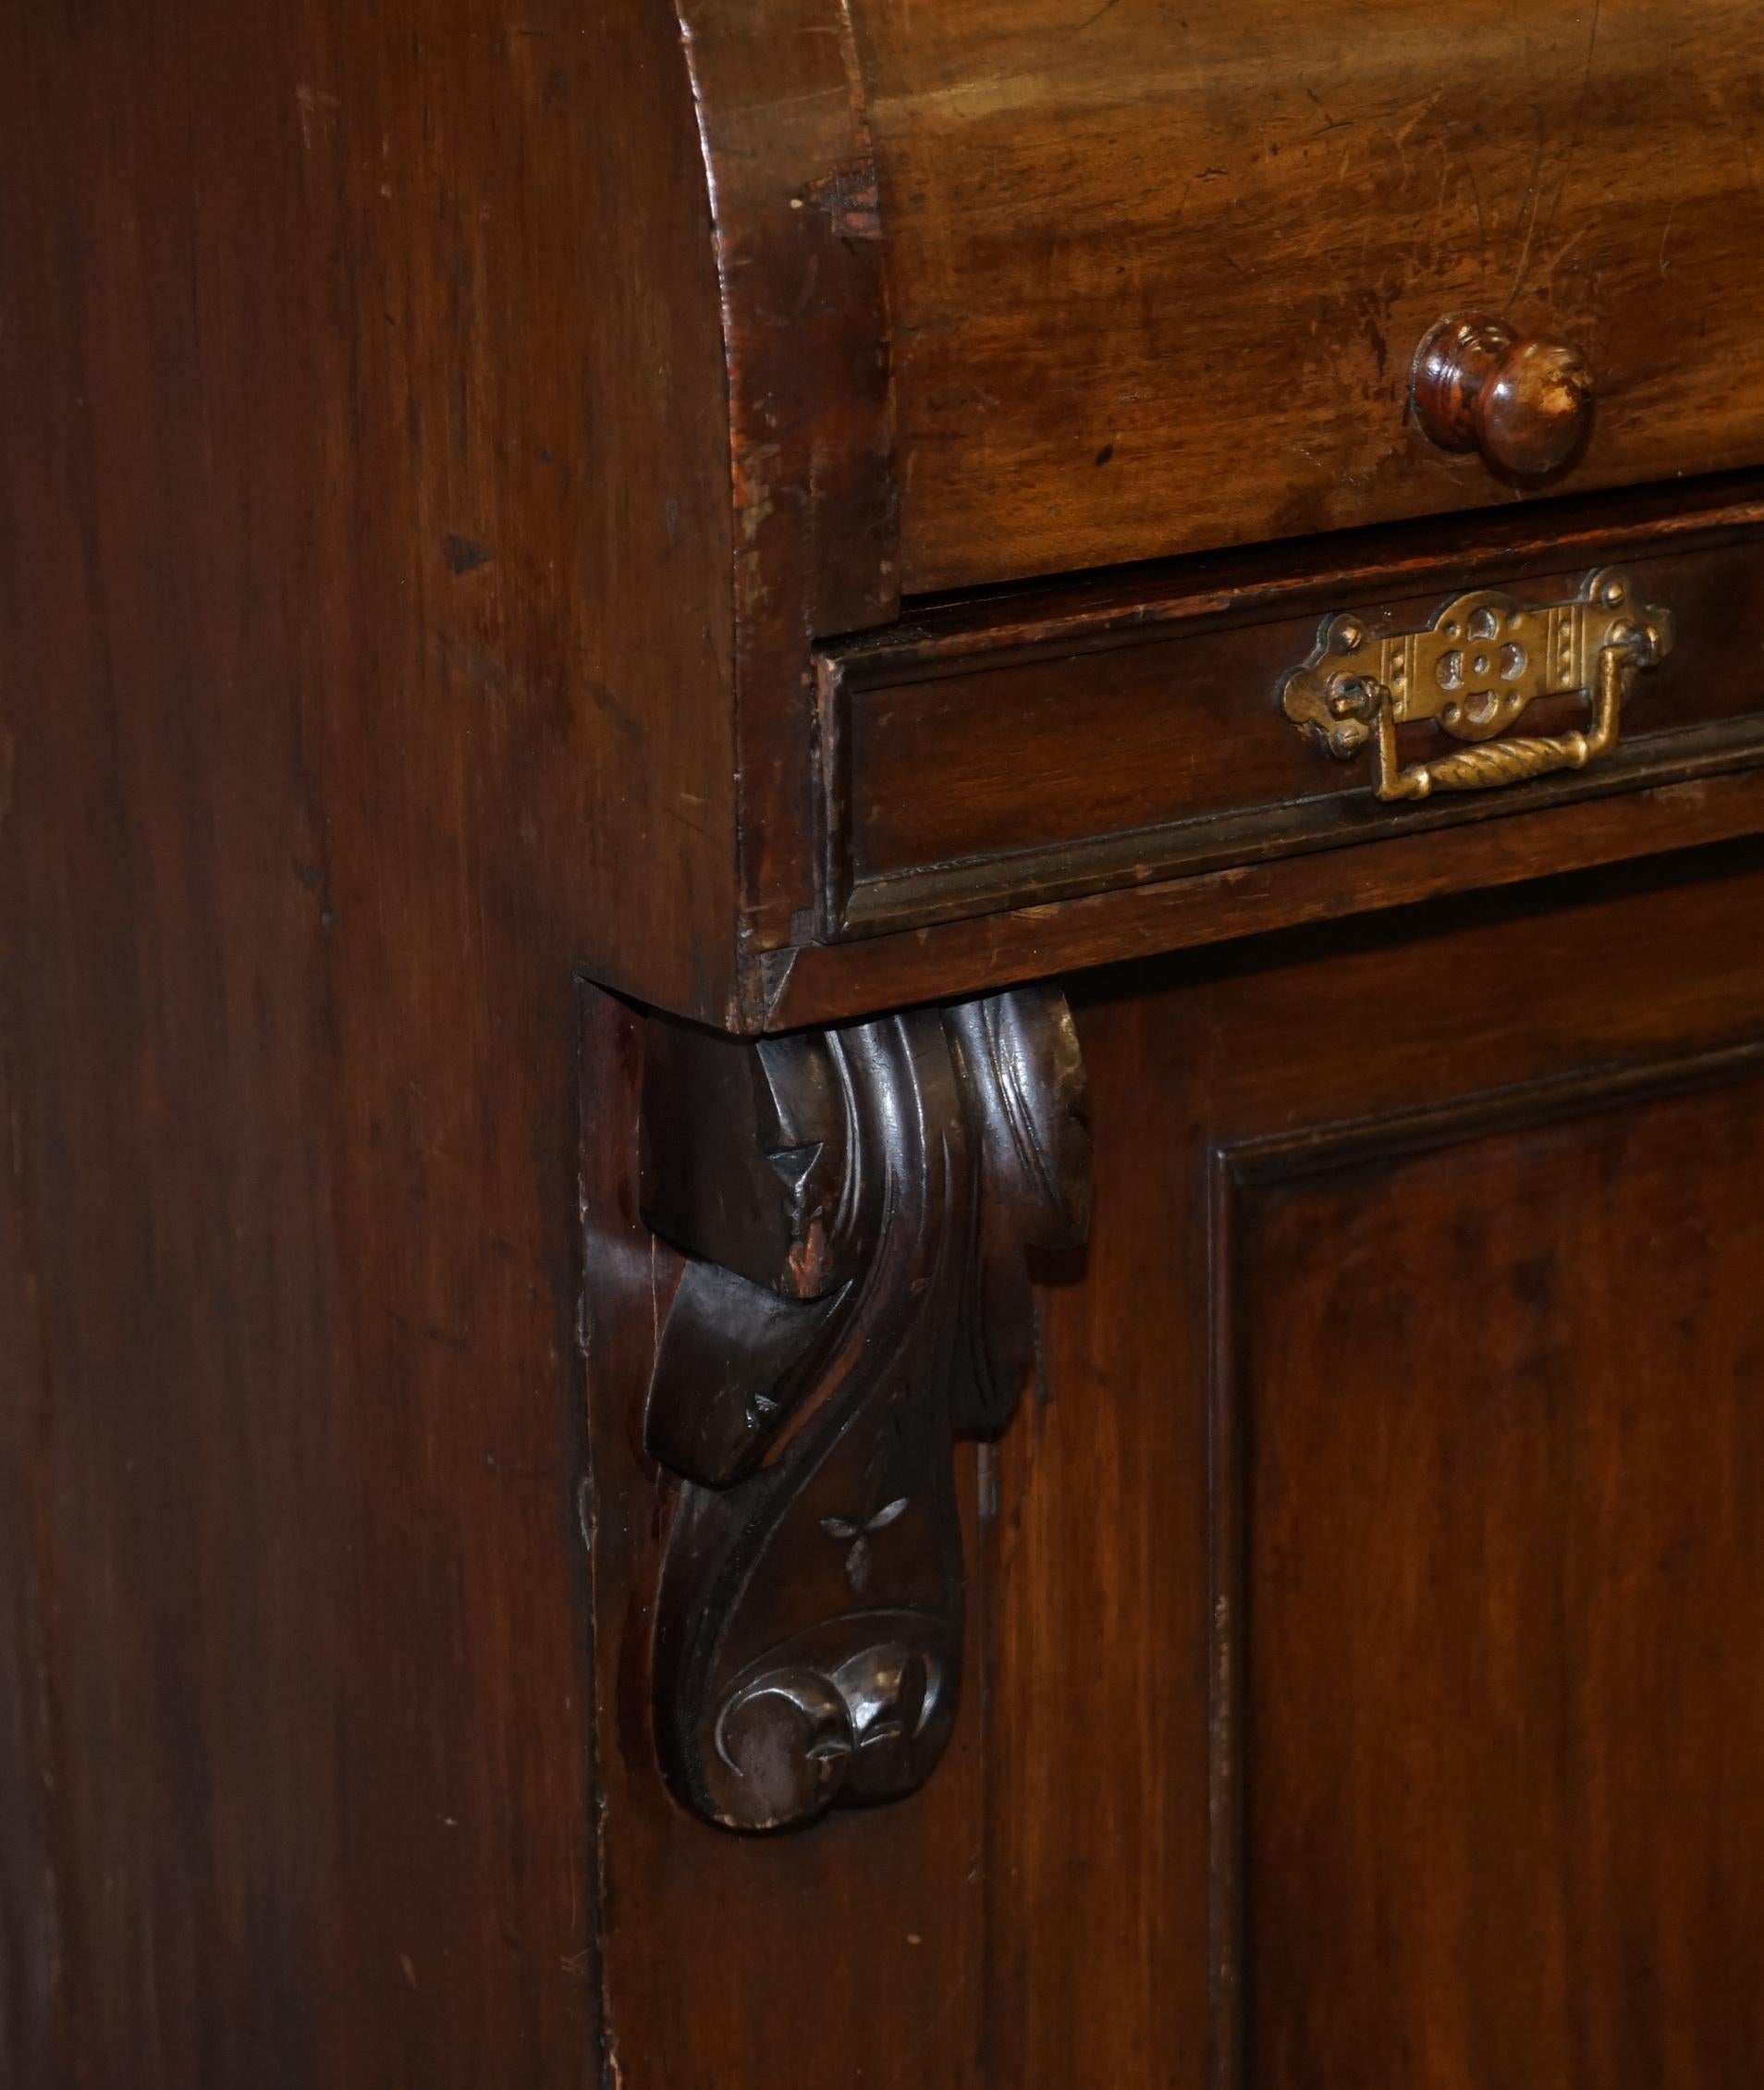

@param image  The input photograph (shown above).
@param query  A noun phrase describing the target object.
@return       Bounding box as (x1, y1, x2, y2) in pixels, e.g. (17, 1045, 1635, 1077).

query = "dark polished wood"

(1003, 847, 1764, 2088)
(1226, 1053, 1764, 2084)
(819, 495, 1763, 941)
(579, 986, 999, 2085)
(668, 0, 901, 960)
(12, 0, 1764, 2081)
(2, 0, 724, 2079)
(618, 1, 1764, 1025)
(59, 0, 1728, 1034)
(765, 768, 1764, 1031)
(581, 843, 1764, 2084)
(637, 989, 1089, 1831)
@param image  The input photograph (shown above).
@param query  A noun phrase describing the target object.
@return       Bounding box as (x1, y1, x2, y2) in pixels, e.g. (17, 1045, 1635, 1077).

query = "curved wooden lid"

(684, 0, 1764, 605)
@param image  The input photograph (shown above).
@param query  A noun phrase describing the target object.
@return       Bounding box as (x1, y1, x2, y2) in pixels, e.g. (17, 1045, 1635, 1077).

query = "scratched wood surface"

(849, 0, 1764, 590)
(10, 0, 1764, 2074)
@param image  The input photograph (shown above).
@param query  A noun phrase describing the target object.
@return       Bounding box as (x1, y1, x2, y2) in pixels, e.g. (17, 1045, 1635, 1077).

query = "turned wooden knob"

(1412, 314, 1594, 478)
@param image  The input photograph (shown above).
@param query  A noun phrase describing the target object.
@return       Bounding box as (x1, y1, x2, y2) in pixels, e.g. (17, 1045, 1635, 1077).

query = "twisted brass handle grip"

(1344, 636, 1631, 804)
(1412, 734, 1598, 793)
(1280, 570, 1675, 805)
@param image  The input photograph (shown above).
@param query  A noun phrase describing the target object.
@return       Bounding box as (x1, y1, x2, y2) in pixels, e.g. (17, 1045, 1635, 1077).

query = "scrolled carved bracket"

(638, 986, 1090, 1833)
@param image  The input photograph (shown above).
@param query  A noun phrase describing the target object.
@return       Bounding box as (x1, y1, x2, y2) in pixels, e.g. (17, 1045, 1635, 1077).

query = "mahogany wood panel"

(1229, 1070, 1764, 2084)
(851, 0, 1764, 590)
(0, 0, 739, 2076)
(982, 843, 1764, 2087)
(581, 843, 1764, 2085)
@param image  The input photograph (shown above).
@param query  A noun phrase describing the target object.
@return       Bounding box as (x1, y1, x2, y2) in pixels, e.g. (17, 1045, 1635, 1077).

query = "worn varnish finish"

(855, 0, 1764, 588)
(624, 0, 1764, 1017)
(109, 0, 1742, 1027)
(1411, 312, 1599, 479)
(765, 766, 1764, 1031)
(820, 493, 1764, 940)
(669, 0, 900, 957)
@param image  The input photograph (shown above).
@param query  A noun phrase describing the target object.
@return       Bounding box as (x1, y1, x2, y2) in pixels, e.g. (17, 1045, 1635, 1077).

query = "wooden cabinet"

(579, 854, 1764, 2087)
(7, 2, 1764, 2086)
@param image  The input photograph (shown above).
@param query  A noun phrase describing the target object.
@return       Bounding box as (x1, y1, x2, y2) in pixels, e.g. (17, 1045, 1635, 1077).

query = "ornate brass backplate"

(1280, 568, 1675, 803)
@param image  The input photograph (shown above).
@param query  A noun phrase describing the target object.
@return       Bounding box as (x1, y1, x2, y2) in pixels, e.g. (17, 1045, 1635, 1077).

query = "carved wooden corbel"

(638, 986, 1090, 1833)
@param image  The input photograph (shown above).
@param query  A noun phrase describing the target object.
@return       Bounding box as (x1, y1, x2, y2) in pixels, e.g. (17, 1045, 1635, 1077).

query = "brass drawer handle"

(1280, 569, 1675, 805)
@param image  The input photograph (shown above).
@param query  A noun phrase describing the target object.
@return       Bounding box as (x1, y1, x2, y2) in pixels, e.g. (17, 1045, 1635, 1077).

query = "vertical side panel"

(574, 0, 743, 1021)
(0, 0, 738, 2079)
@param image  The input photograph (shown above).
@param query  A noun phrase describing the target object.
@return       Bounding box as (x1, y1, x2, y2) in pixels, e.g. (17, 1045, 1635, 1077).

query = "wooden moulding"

(635, 985, 1090, 1833)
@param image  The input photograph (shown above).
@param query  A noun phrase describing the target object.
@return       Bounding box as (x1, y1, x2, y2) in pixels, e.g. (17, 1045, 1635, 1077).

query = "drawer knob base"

(1413, 312, 1595, 479)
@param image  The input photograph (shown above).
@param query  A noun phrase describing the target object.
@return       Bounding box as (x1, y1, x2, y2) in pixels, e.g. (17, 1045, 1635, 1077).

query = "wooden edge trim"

(753, 768, 1764, 1031)
(825, 481, 1764, 684)
(832, 721, 1764, 940)
(675, 0, 900, 965)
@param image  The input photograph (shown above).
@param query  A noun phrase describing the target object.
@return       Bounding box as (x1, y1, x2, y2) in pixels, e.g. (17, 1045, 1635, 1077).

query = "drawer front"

(818, 494, 1764, 939)
(854, 0, 1764, 590)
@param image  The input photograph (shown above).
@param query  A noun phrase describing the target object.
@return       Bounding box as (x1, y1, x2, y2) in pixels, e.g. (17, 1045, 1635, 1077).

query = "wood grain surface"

(828, 531, 1764, 930)
(1, 0, 731, 2078)
(764, 773, 1764, 1029)
(985, 844, 1764, 2086)
(582, 842, 1764, 2086)
(851, 0, 1764, 589)
(576, 985, 993, 2086)
(1231, 1069, 1764, 2085)
(10, 0, 1764, 2079)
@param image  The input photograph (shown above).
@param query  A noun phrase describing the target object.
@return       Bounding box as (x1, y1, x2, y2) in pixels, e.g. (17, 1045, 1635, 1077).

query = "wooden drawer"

(857, 0, 1764, 590)
(819, 487, 1764, 940)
